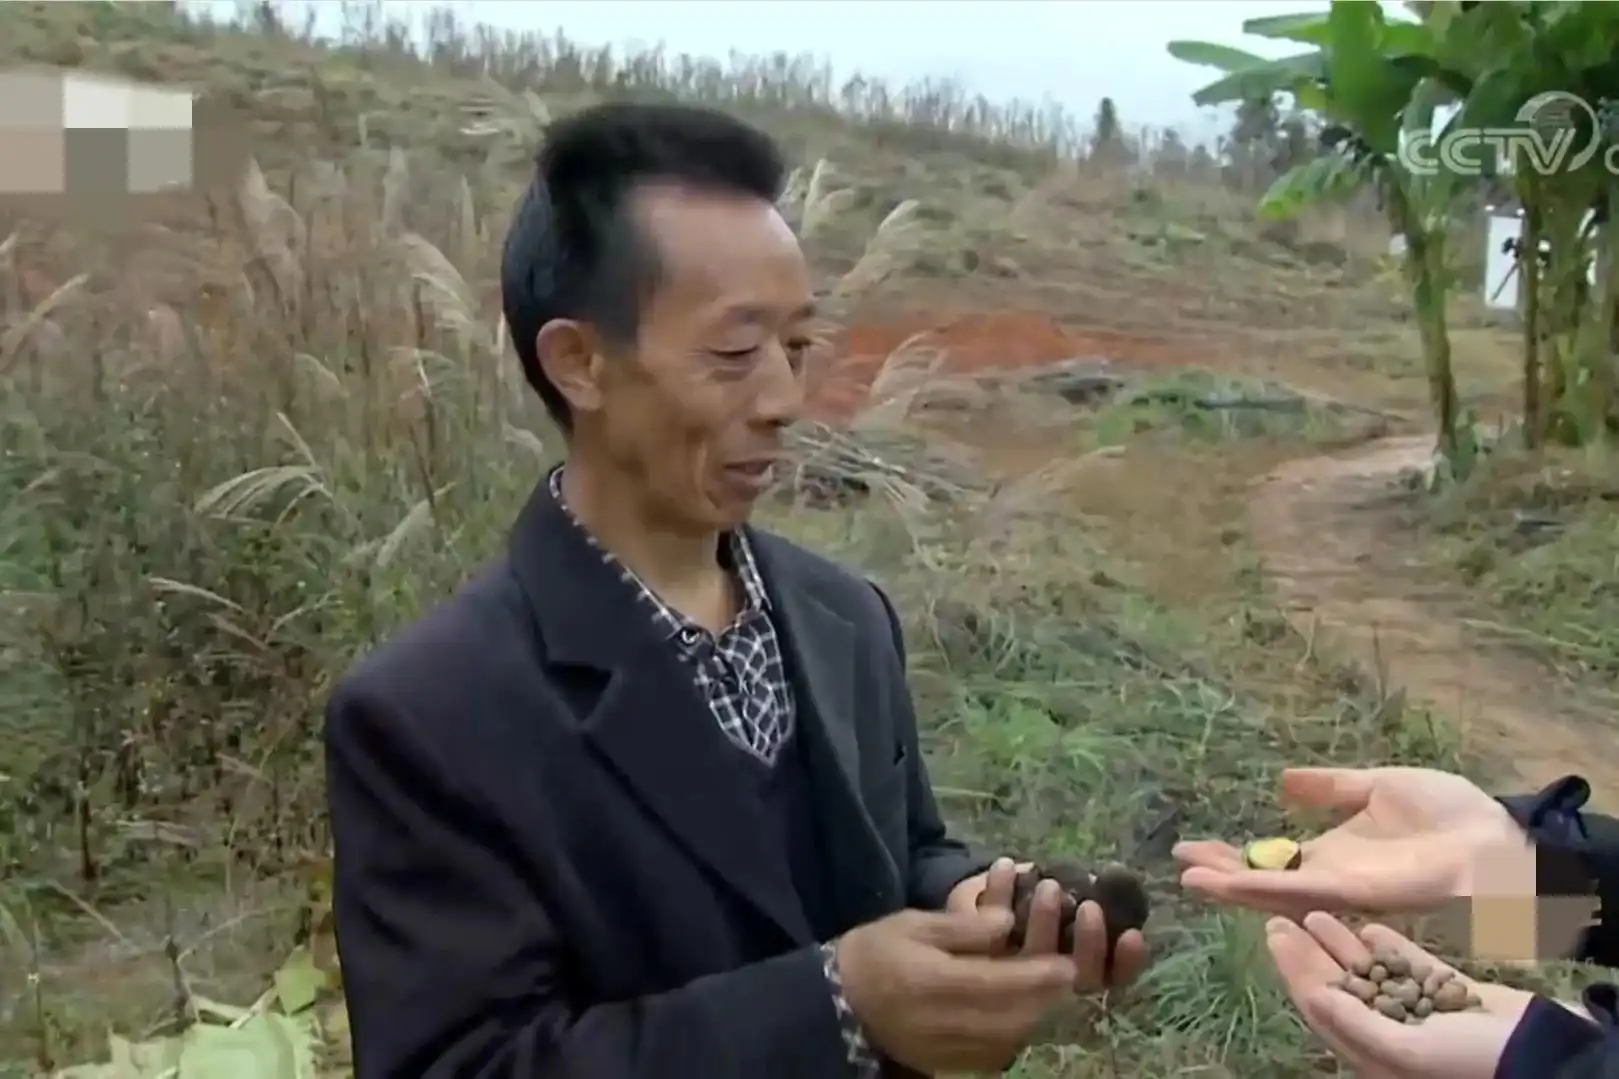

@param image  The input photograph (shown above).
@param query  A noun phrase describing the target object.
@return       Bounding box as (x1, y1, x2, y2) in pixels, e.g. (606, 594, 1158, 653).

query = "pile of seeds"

(1337, 947, 1483, 1023)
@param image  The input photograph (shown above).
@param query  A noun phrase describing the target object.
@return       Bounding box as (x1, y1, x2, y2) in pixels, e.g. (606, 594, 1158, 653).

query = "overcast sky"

(198, 1, 1360, 139)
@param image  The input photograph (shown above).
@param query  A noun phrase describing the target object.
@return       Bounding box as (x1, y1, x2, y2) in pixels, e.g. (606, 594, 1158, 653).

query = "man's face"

(545, 183, 816, 532)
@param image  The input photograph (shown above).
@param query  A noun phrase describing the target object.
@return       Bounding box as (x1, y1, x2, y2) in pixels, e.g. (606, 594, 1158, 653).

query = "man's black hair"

(500, 101, 789, 430)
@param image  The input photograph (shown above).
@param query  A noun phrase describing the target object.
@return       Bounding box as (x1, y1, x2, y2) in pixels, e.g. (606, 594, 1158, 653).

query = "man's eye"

(711, 347, 757, 361)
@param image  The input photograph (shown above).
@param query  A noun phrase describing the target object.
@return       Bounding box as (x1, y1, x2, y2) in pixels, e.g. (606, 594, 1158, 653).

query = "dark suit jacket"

(325, 480, 989, 1079)
(1499, 776, 1619, 967)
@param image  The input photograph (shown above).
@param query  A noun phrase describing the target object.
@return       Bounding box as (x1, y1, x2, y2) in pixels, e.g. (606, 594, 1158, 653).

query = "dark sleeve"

(870, 583, 992, 911)
(1498, 984, 1617, 1079)
(1496, 776, 1619, 966)
(326, 682, 855, 1079)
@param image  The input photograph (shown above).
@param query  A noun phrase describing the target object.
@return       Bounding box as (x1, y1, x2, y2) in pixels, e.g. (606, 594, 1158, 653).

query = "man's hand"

(835, 907, 1075, 1074)
(944, 857, 1030, 915)
(950, 857, 1150, 994)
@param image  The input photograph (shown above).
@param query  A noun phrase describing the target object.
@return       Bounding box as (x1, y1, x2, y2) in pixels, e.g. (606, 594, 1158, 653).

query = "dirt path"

(831, 309, 1617, 801)
(1250, 434, 1619, 809)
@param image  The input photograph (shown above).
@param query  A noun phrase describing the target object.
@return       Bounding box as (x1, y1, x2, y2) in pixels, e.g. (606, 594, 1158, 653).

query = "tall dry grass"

(0, 99, 992, 891)
(0, 8, 1511, 1078)
(1, 158, 511, 884)
(0, 143, 1468, 1079)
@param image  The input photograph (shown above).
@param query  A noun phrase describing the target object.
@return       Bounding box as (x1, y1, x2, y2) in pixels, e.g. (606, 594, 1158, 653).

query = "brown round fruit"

(1243, 837, 1303, 871)
(1005, 859, 1150, 972)
(1094, 865, 1151, 938)
(1007, 867, 1079, 953)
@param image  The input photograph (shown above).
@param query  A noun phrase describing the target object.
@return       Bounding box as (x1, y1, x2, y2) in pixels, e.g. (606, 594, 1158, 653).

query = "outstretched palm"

(1174, 767, 1525, 917)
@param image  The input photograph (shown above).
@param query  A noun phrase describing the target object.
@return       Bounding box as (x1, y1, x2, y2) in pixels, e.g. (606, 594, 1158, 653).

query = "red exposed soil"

(809, 309, 1189, 420)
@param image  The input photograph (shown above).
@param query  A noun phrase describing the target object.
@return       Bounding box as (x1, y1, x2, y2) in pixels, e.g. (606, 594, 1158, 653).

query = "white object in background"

(1484, 211, 1521, 311)
(1483, 205, 1598, 312)
(61, 70, 132, 128)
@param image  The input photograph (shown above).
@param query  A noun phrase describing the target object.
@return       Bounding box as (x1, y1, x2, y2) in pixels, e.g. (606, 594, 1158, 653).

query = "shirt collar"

(547, 465, 771, 629)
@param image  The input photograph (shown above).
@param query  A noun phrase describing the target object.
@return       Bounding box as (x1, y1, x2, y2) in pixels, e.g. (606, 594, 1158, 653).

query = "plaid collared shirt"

(548, 464, 882, 1077)
(548, 465, 794, 761)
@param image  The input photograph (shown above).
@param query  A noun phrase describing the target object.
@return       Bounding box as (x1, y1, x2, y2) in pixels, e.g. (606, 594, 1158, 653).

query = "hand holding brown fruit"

(979, 858, 1151, 993)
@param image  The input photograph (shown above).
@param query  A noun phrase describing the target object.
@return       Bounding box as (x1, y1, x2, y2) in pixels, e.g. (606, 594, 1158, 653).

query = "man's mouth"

(724, 459, 779, 491)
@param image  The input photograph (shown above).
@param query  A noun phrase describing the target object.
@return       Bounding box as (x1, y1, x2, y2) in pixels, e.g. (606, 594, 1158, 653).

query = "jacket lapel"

(749, 532, 903, 928)
(507, 479, 809, 945)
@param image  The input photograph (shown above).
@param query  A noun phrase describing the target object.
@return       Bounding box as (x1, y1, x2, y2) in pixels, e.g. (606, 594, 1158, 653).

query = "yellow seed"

(1243, 837, 1303, 871)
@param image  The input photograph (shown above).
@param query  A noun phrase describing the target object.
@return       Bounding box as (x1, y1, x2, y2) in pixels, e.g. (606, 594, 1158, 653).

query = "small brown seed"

(1367, 963, 1389, 983)
(1374, 995, 1407, 1021)
(1466, 992, 1483, 1010)
(1383, 954, 1411, 978)
(1409, 960, 1432, 984)
(1389, 978, 1422, 1007)
(1413, 998, 1434, 1019)
(1342, 975, 1379, 1003)
(1432, 981, 1469, 1012)
(1422, 968, 1454, 996)
(1348, 955, 1374, 978)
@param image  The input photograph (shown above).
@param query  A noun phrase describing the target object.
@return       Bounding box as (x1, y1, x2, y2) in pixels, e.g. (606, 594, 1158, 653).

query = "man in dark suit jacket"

(325, 102, 1147, 1079)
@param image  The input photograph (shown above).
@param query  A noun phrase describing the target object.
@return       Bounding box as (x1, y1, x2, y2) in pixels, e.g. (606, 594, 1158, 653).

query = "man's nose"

(751, 341, 804, 425)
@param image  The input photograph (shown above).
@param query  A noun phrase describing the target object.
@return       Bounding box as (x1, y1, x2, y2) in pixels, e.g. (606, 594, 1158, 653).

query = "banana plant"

(1173, 0, 1619, 455)
(1171, 1, 1465, 461)
(1413, 1, 1619, 444)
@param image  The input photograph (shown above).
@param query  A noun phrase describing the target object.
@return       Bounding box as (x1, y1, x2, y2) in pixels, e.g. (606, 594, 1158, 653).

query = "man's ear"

(535, 320, 604, 417)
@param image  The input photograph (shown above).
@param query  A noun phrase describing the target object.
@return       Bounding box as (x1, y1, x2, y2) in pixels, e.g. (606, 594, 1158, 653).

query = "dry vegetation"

(0, 2, 1615, 1077)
